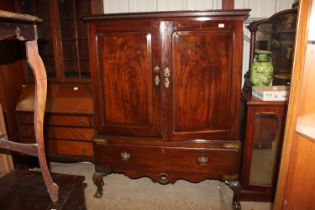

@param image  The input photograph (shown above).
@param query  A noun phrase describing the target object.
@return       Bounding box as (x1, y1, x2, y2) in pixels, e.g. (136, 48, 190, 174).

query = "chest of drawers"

(16, 84, 94, 161)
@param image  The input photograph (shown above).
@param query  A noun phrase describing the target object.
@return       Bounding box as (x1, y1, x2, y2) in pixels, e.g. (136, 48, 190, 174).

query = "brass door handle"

(155, 75, 160, 86)
(198, 156, 208, 165)
(154, 66, 160, 72)
(120, 152, 131, 161)
(164, 67, 170, 88)
(154, 66, 160, 86)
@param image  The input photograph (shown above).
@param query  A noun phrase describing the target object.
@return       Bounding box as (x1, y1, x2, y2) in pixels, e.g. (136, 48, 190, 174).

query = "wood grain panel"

(19, 125, 94, 141)
(95, 28, 161, 136)
(17, 113, 93, 127)
(172, 31, 233, 138)
(274, 0, 314, 208)
(22, 137, 93, 157)
(101, 32, 152, 126)
(95, 144, 239, 176)
(16, 84, 94, 114)
(46, 140, 93, 157)
(282, 133, 315, 209)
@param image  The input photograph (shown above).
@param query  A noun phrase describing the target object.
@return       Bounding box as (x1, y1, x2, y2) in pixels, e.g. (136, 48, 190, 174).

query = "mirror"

(244, 7, 298, 89)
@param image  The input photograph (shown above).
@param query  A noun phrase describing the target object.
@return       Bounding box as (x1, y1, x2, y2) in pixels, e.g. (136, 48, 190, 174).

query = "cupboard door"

(91, 22, 161, 137)
(169, 21, 242, 141)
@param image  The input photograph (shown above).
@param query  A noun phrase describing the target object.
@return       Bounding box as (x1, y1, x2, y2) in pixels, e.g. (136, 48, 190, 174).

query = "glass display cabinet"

(240, 92, 287, 201)
(240, 6, 298, 201)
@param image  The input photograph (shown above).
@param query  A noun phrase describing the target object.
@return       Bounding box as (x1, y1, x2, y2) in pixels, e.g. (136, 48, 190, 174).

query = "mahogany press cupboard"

(84, 10, 249, 209)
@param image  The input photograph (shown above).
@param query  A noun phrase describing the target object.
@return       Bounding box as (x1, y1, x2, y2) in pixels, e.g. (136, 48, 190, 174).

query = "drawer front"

(95, 144, 239, 176)
(47, 140, 94, 157)
(21, 138, 94, 157)
(17, 113, 93, 127)
(19, 125, 94, 141)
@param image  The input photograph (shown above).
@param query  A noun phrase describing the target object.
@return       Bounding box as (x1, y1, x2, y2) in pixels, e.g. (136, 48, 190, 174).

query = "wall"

(103, 0, 295, 17)
(103, 0, 222, 13)
(102, 0, 296, 84)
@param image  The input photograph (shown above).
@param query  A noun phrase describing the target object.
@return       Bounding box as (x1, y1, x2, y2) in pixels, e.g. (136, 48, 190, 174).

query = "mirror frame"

(243, 8, 298, 91)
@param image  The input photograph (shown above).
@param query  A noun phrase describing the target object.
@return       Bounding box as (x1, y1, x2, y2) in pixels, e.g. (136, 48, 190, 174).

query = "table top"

(241, 90, 288, 106)
(0, 10, 42, 23)
(0, 10, 42, 41)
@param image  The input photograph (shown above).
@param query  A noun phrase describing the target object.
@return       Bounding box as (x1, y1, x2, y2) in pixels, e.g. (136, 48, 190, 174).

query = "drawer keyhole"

(120, 152, 131, 161)
(158, 173, 169, 184)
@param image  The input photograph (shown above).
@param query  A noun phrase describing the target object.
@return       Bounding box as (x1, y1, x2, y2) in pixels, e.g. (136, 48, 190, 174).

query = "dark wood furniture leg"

(93, 168, 110, 198)
(225, 179, 241, 210)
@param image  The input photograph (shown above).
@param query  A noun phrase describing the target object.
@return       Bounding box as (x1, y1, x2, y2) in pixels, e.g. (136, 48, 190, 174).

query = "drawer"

(94, 144, 239, 176)
(21, 138, 94, 157)
(19, 125, 94, 141)
(17, 112, 93, 127)
(47, 140, 94, 157)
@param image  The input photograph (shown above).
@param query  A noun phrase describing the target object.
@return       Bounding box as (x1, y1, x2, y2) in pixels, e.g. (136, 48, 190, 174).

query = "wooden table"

(0, 10, 56, 202)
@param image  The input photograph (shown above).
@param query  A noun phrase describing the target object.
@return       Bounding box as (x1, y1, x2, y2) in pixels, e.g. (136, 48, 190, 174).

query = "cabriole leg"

(225, 179, 241, 210)
(93, 170, 109, 198)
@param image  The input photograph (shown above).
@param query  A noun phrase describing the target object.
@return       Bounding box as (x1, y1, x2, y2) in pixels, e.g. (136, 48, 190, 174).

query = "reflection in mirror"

(249, 113, 280, 186)
(244, 8, 298, 89)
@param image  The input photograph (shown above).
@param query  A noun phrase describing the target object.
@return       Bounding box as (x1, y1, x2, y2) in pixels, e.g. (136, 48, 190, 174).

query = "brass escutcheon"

(120, 152, 131, 161)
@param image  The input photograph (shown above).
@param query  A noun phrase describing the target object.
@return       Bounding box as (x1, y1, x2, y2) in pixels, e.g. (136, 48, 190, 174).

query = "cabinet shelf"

(296, 114, 315, 141)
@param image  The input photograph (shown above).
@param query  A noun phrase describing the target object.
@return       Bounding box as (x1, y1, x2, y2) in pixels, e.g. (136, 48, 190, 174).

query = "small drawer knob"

(158, 173, 169, 184)
(198, 156, 208, 165)
(120, 152, 131, 161)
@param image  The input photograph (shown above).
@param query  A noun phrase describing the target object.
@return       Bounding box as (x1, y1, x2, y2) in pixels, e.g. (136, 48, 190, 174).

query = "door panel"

(102, 32, 152, 126)
(170, 24, 238, 141)
(95, 25, 161, 137)
(173, 31, 232, 131)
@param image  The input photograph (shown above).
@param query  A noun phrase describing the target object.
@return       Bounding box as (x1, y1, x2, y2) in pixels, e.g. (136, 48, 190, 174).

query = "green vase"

(250, 50, 273, 86)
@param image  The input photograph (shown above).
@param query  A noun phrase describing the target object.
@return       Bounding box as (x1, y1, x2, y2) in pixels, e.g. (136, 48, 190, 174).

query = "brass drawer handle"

(198, 156, 208, 165)
(120, 152, 131, 161)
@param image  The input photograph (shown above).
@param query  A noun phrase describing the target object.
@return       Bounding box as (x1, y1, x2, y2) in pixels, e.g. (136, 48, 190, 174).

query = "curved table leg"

(26, 40, 59, 202)
(93, 170, 110, 198)
(225, 179, 241, 210)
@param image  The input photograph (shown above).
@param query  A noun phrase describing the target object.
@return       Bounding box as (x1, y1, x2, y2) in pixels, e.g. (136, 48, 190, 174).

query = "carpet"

(49, 162, 272, 210)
